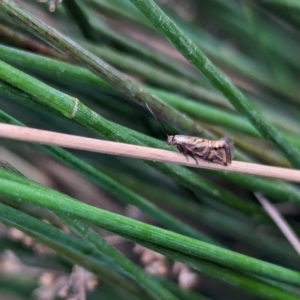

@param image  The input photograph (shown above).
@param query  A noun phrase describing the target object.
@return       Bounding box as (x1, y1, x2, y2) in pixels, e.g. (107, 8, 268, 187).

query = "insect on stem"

(145, 103, 234, 166)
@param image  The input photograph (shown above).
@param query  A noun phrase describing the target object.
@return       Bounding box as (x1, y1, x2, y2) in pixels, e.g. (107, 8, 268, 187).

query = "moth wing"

(220, 137, 234, 158)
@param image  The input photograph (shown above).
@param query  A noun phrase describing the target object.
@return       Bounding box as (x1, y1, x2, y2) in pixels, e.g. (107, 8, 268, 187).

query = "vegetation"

(0, 0, 299, 299)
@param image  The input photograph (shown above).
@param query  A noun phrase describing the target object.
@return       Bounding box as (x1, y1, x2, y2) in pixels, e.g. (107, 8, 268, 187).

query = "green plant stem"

(0, 163, 182, 300)
(126, 237, 300, 300)
(0, 70, 264, 221)
(0, 44, 295, 168)
(0, 108, 212, 243)
(0, 0, 210, 137)
(1, 72, 299, 226)
(0, 171, 299, 288)
(255, 0, 300, 10)
(58, 214, 180, 300)
(3, 111, 298, 271)
(127, 0, 300, 168)
(2, 70, 300, 241)
(0, 161, 203, 300)
(0, 201, 152, 300)
(63, 0, 98, 41)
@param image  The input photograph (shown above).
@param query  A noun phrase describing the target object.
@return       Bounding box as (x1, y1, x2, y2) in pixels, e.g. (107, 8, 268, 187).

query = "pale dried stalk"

(0, 124, 299, 182)
(255, 193, 300, 256)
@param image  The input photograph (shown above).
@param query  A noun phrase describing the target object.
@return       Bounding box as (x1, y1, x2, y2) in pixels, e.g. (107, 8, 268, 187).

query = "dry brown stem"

(0, 124, 299, 182)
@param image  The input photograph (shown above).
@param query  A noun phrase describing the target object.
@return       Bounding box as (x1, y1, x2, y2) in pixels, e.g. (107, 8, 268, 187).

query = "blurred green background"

(0, 0, 300, 299)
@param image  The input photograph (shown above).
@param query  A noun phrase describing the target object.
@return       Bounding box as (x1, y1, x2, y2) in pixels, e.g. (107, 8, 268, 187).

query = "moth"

(146, 104, 234, 166)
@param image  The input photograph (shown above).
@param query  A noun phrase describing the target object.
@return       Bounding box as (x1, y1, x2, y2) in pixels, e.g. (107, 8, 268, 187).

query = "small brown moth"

(146, 104, 234, 166)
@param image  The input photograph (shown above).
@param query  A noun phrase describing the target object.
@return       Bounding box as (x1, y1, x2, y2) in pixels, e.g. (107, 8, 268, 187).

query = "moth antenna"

(145, 103, 170, 137)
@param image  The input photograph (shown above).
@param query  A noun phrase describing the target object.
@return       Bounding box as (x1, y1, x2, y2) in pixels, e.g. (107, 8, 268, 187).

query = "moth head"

(167, 135, 177, 145)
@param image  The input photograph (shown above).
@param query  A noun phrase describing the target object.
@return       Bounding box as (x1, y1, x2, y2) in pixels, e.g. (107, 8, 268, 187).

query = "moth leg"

(182, 146, 199, 165)
(177, 145, 198, 165)
(177, 145, 189, 161)
(202, 147, 212, 160)
(214, 158, 228, 165)
(189, 152, 199, 165)
(212, 150, 225, 165)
